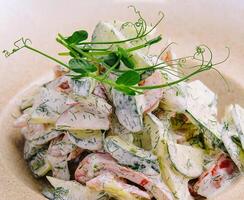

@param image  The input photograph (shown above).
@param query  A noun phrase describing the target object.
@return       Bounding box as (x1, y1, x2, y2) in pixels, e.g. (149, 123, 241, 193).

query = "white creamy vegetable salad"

(13, 17, 244, 200)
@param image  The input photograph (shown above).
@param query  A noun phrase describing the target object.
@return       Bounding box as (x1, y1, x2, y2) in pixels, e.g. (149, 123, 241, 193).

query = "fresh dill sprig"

(2, 6, 230, 96)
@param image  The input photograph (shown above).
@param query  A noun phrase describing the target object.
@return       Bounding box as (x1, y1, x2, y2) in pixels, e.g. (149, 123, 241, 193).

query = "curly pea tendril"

(2, 6, 230, 95)
(3, 38, 32, 57)
(121, 5, 147, 38)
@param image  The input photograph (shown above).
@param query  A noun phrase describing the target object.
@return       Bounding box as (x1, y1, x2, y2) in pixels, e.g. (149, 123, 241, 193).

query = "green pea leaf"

(116, 70, 140, 86)
(117, 47, 135, 69)
(65, 30, 88, 44)
(103, 53, 120, 68)
(68, 58, 97, 74)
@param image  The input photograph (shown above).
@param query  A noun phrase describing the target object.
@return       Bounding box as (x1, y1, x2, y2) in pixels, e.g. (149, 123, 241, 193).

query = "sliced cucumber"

(20, 85, 40, 111)
(87, 173, 150, 200)
(221, 105, 244, 172)
(160, 79, 217, 114)
(110, 114, 134, 143)
(30, 87, 70, 123)
(184, 80, 222, 149)
(70, 94, 112, 115)
(231, 104, 244, 149)
(145, 113, 193, 199)
(112, 89, 144, 132)
(104, 135, 159, 175)
(167, 142, 204, 178)
(112, 21, 156, 55)
(68, 130, 103, 151)
(29, 149, 51, 177)
(156, 139, 194, 200)
(56, 95, 112, 130)
(22, 107, 33, 115)
(185, 110, 223, 150)
(46, 176, 102, 200)
(56, 105, 110, 130)
(160, 82, 188, 113)
(46, 75, 96, 97)
(159, 80, 221, 150)
(47, 154, 70, 181)
(48, 134, 77, 157)
(133, 131, 152, 151)
(92, 21, 155, 69)
(187, 80, 217, 116)
(20, 96, 34, 111)
(24, 140, 46, 160)
(70, 78, 96, 97)
(170, 113, 198, 140)
(31, 130, 63, 145)
(144, 113, 172, 150)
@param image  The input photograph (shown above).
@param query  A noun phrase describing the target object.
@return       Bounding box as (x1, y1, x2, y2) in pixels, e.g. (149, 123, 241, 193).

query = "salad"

(7, 7, 244, 200)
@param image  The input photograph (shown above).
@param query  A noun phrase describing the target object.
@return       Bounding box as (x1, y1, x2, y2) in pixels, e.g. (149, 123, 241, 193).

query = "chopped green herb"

(231, 135, 242, 148)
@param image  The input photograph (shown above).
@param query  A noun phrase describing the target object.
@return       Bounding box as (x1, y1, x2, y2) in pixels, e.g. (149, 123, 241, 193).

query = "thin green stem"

(89, 74, 117, 88)
(132, 67, 208, 90)
(56, 37, 80, 58)
(155, 42, 176, 64)
(77, 13, 164, 46)
(85, 51, 113, 56)
(101, 59, 120, 80)
(127, 35, 162, 52)
(58, 52, 70, 56)
(25, 45, 70, 69)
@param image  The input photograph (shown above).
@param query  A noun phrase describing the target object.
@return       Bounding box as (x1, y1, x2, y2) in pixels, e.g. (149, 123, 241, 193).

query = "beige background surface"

(0, 0, 244, 199)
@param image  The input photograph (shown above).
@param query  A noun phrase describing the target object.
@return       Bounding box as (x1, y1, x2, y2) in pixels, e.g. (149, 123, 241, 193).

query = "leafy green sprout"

(2, 6, 230, 96)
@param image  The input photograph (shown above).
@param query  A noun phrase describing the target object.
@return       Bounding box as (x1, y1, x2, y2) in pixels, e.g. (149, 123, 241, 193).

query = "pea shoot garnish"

(2, 6, 229, 95)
